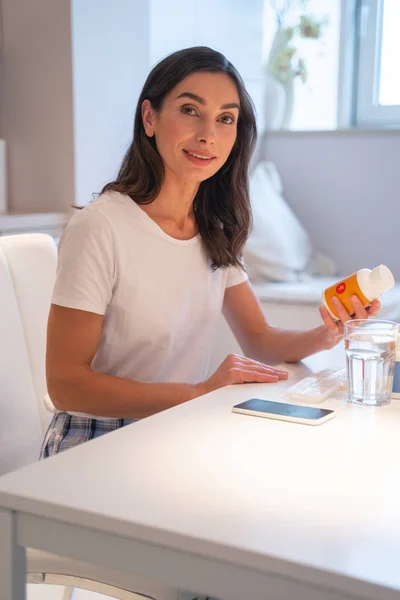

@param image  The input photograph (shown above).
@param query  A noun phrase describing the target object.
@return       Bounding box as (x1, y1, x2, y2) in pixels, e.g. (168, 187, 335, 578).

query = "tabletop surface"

(1, 345, 400, 594)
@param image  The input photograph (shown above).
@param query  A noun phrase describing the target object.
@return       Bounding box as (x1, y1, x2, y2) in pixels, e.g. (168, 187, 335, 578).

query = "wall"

(150, 0, 264, 128)
(0, 0, 75, 213)
(261, 130, 400, 279)
(71, 0, 150, 206)
(0, 0, 150, 212)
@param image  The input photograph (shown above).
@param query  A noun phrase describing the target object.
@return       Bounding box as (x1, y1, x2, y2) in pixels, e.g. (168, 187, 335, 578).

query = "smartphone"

(232, 398, 335, 426)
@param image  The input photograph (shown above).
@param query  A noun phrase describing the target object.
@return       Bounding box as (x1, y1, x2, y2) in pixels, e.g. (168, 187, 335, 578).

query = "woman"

(41, 46, 380, 458)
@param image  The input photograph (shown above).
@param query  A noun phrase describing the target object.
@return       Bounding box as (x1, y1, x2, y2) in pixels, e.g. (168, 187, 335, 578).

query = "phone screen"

(233, 398, 334, 420)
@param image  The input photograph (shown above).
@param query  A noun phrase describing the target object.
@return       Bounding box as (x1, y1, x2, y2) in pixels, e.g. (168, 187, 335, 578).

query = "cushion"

(243, 161, 337, 282)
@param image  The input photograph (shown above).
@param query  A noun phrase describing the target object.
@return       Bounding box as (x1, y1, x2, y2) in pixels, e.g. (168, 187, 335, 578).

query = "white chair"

(0, 233, 189, 600)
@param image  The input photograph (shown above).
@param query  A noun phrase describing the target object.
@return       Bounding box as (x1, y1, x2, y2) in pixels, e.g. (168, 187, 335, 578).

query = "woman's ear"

(142, 99, 155, 137)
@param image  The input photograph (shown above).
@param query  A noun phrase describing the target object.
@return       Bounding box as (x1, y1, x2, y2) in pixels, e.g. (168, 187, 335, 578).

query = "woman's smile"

(183, 148, 217, 166)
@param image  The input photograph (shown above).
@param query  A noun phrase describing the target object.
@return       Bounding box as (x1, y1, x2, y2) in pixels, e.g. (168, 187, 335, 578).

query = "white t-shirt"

(50, 191, 248, 416)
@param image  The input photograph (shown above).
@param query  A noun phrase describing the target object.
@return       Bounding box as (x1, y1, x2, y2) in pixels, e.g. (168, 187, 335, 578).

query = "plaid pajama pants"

(39, 412, 137, 459)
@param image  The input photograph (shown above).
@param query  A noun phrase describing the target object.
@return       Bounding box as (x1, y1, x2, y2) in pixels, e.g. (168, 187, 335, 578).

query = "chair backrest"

(0, 233, 57, 475)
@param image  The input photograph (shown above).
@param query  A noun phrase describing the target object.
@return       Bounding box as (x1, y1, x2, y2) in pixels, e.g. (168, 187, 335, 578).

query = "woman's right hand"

(197, 353, 288, 396)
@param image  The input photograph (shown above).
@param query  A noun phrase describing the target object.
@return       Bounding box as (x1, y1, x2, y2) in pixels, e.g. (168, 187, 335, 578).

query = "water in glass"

(346, 331, 397, 406)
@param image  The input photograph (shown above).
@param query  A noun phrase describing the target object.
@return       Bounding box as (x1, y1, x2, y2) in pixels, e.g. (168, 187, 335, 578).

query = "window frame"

(352, 0, 400, 128)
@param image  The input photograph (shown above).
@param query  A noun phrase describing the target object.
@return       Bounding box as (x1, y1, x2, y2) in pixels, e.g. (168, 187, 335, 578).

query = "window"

(355, 0, 400, 127)
(263, 0, 341, 131)
(261, 0, 400, 130)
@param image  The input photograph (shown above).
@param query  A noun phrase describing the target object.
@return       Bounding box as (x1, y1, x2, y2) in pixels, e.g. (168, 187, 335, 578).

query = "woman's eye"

(181, 106, 197, 116)
(219, 114, 235, 125)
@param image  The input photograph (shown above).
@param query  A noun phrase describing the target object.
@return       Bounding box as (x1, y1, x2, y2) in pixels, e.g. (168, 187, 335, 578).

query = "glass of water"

(345, 319, 399, 406)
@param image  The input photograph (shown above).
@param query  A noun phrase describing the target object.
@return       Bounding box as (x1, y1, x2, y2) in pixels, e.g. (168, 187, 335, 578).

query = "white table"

(1, 345, 400, 600)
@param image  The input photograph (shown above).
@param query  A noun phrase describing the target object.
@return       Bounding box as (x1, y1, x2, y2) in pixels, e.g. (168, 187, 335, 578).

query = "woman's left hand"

(318, 295, 381, 350)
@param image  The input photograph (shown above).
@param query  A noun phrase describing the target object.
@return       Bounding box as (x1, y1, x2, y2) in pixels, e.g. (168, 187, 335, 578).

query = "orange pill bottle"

(322, 265, 395, 320)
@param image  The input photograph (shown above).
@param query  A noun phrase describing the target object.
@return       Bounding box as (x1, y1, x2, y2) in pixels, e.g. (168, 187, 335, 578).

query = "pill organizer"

(286, 368, 347, 403)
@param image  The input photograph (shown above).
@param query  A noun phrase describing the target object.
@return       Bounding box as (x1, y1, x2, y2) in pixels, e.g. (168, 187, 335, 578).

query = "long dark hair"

(102, 46, 257, 270)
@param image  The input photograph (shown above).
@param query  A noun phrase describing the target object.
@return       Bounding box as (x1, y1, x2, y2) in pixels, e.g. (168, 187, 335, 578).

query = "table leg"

(0, 509, 26, 600)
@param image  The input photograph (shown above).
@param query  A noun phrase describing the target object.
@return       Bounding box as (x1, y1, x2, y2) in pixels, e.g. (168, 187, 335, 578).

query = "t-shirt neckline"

(124, 194, 201, 246)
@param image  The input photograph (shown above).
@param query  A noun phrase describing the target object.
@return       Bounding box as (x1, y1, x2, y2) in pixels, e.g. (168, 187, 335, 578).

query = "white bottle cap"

(369, 264, 395, 295)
